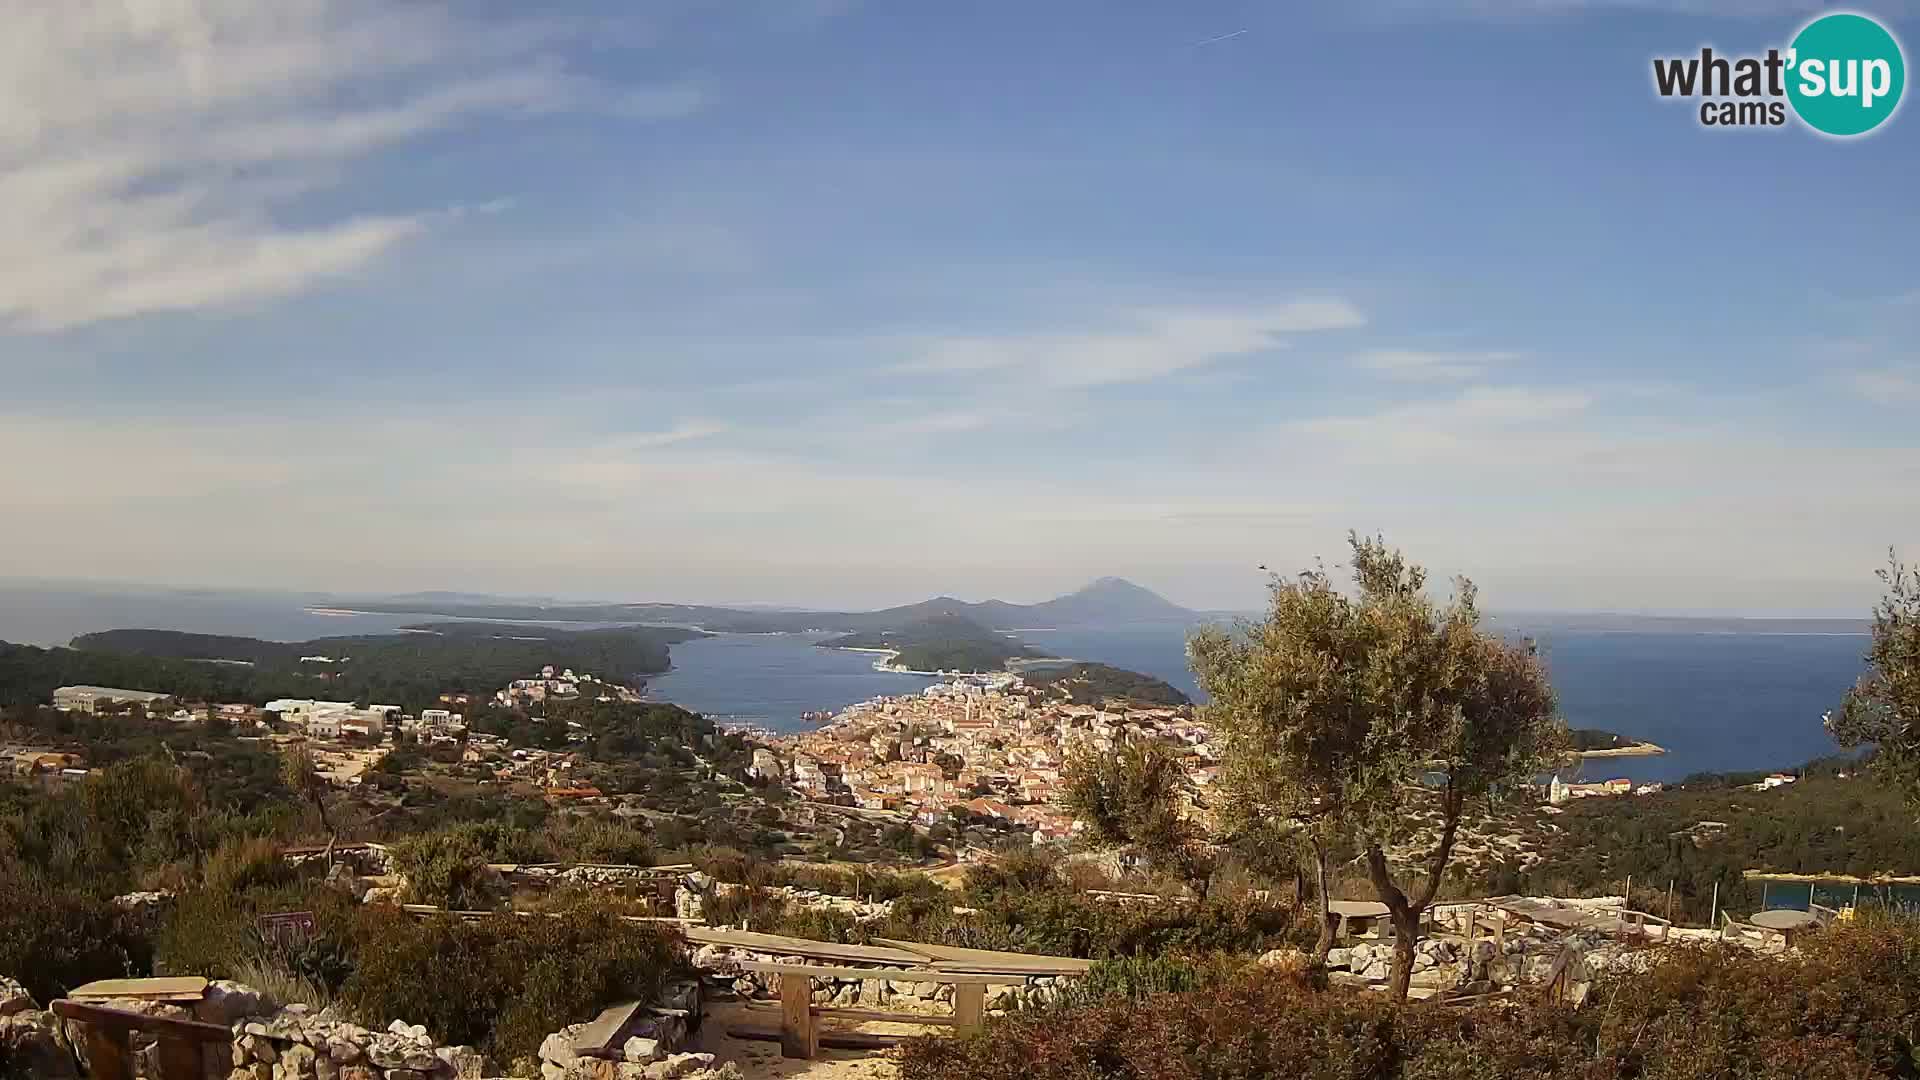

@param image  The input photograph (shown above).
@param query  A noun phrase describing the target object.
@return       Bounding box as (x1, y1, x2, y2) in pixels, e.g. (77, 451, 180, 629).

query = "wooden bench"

(729, 961, 1029, 1059)
(52, 1000, 231, 1080)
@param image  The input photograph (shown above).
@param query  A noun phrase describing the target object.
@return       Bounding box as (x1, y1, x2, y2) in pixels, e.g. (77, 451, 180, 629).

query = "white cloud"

(893, 298, 1365, 387)
(1351, 348, 1514, 381)
(0, 1, 701, 332)
(1291, 385, 1595, 463)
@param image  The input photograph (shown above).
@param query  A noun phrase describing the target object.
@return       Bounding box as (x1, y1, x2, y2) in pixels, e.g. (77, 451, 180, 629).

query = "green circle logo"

(1786, 12, 1906, 137)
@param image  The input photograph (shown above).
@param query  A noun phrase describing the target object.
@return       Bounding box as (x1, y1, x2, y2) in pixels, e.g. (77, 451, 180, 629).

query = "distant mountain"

(1002, 576, 1196, 626)
(334, 577, 1198, 633)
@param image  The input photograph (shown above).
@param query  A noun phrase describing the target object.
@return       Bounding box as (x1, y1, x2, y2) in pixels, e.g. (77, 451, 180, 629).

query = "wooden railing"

(51, 1000, 231, 1080)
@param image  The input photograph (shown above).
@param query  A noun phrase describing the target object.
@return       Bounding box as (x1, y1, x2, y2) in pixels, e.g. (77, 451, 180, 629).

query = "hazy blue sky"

(3, 0, 1915, 615)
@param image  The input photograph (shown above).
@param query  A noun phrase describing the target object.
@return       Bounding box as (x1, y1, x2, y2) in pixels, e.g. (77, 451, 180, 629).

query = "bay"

(0, 583, 1871, 781)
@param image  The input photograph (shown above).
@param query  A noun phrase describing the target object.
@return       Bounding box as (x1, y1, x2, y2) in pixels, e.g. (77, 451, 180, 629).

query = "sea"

(0, 582, 1872, 783)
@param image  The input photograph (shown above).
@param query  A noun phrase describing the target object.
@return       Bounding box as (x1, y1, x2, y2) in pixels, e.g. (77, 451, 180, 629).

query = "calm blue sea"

(0, 584, 1870, 781)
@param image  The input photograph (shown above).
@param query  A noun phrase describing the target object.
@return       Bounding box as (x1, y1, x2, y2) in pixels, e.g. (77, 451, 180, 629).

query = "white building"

(265, 699, 356, 725)
(53, 685, 171, 714)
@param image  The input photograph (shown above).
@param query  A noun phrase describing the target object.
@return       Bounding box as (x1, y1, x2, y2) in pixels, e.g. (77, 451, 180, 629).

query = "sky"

(2, 0, 1916, 616)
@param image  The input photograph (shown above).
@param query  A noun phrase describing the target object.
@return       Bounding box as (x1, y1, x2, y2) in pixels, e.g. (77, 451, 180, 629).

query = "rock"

(1326, 947, 1352, 970)
(231, 1067, 274, 1080)
(365, 1035, 439, 1072)
(338, 1067, 379, 1080)
(623, 1036, 662, 1064)
(315, 1052, 339, 1080)
(198, 981, 270, 1026)
(436, 1044, 493, 1079)
(276, 1043, 318, 1080)
(1359, 958, 1392, 981)
(1, 1010, 77, 1079)
(913, 981, 942, 999)
(1256, 948, 1310, 975)
(0, 977, 35, 1017)
(324, 1037, 364, 1064)
(651, 1052, 717, 1079)
(249, 1034, 281, 1065)
(1414, 952, 1436, 971)
(544, 1063, 570, 1080)
(541, 1030, 583, 1067)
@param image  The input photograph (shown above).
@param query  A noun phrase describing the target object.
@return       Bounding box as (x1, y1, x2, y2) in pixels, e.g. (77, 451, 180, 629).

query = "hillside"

(0, 623, 701, 712)
(817, 614, 1047, 673)
(335, 577, 1197, 633)
(1024, 662, 1191, 707)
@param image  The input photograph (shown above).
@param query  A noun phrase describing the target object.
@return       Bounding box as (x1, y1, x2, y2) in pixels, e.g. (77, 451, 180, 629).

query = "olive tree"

(1828, 550, 1920, 806)
(1061, 736, 1212, 894)
(280, 744, 337, 867)
(1190, 564, 1359, 964)
(1192, 534, 1564, 1000)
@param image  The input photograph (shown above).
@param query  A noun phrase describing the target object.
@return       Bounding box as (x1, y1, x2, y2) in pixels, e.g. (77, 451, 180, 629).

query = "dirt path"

(693, 1000, 926, 1080)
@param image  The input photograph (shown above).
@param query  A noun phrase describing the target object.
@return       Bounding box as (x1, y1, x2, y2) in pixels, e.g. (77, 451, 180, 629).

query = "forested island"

(817, 613, 1047, 673)
(1023, 662, 1191, 707)
(0, 622, 701, 713)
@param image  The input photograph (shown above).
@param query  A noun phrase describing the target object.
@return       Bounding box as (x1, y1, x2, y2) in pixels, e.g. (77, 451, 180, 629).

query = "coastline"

(1576, 741, 1667, 759)
(822, 644, 1029, 679)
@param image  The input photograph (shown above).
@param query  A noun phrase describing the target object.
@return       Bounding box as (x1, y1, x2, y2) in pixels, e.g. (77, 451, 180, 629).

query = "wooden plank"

(734, 961, 1026, 984)
(82, 1020, 133, 1080)
(814, 1008, 957, 1026)
(779, 973, 817, 1060)
(951, 982, 985, 1035)
(50, 1001, 231, 1043)
(727, 1024, 903, 1050)
(68, 977, 208, 1002)
(683, 927, 926, 967)
(742, 1000, 960, 1026)
(871, 939, 1095, 975)
(570, 1000, 646, 1055)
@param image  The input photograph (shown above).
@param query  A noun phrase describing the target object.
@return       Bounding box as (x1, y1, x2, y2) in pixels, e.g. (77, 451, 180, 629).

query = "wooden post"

(1625, 875, 1631, 911)
(1761, 881, 1770, 911)
(1710, 882, 1719, 928)
(1666, 880, 1674, 926)
(82, 1023, 133, 1080)
(155, 1035, 204, 1080)
(778, 974, 817, 1060)
(952, 981, 986, 1035)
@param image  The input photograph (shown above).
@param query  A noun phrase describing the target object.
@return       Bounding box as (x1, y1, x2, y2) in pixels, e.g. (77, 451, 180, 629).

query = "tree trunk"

(314, 795, 336, 870)
(1364, 844, 1421, 1002)
(1310, 839, 1336, 964)
(1386, 904, 1419, 1001)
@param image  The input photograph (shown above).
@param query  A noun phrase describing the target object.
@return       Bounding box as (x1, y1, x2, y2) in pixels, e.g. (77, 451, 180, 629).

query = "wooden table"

(730, 961, 1029, 1059)
(1749, 908, 1820, 948)
(1328, 900, 1393, 940)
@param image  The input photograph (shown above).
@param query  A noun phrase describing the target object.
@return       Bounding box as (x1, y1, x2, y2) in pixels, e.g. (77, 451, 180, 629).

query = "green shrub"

(200, 835, 295, 896)
(0, 868, 148, 1001)
(339, 901, 682, 1063)
(900, 912, 1920, 1080)
(546, 819, 656, 866)
(390, 827, 504, 910)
